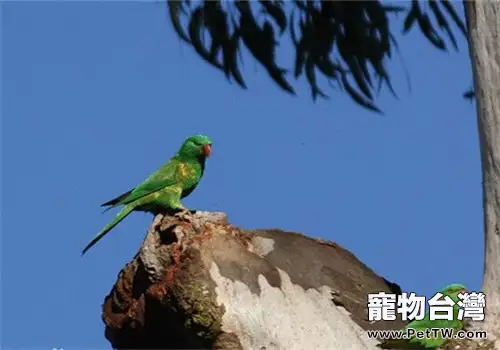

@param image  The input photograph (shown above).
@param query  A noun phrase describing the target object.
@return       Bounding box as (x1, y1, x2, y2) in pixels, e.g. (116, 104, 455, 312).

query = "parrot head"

(439, 283, 468, 302)
(179, 134, 213, 159)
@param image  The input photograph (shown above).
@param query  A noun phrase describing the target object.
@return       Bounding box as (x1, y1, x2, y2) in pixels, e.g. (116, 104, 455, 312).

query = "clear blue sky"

(2, 2, 482, 349)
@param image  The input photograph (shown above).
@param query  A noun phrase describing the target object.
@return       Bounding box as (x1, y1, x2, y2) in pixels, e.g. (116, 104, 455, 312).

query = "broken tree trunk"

(102, 211, 405, 350)
(101, 212, 498, 349)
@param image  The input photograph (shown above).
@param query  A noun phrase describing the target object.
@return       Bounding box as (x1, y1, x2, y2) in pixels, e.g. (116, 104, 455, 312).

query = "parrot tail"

(82, 205, 134, 256)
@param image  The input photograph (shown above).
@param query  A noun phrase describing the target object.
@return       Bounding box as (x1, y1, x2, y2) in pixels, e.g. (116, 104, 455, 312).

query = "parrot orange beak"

(203, 144, 212, 157)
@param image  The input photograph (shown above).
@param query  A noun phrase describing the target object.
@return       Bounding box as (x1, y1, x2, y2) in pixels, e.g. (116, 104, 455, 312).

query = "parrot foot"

(174, 208, 194, 222)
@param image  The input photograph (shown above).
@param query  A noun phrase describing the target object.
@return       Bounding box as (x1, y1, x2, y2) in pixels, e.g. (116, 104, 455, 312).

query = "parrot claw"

(174, 208, 193, 222)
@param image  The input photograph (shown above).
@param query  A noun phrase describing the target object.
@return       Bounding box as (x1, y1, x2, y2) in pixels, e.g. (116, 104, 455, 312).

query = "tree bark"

(102, 211, 407, 350)
(464, 0, 500, 344)
(101, 212, 498, 349)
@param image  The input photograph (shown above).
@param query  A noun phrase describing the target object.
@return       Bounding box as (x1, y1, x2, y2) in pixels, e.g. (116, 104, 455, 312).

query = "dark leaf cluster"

(168, 0, 471, 113)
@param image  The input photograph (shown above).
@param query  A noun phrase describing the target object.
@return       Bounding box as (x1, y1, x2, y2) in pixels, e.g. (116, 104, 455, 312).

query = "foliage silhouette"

(168, 0, 472, 113)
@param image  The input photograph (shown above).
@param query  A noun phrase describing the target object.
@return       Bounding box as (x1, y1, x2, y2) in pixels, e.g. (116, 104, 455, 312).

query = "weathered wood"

(102, 211, 405, 350)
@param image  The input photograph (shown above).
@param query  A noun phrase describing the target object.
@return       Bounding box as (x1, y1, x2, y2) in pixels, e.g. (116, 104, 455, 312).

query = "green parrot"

(82, 134, 213, 255)
(378, 283, 468, 349)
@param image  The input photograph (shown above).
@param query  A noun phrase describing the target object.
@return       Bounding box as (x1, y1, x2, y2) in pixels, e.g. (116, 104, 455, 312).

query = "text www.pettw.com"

(366, 328, 488, 340)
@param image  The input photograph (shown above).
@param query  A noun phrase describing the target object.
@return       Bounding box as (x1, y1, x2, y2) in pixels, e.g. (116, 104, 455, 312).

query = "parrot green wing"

(378, 320, 439, 349)
(405, 319, 447, 348)
(102, 157, 181, 210)
(379, 338, 427, 349)
(379, 322, 447, 349)
(379, 285, 467, 350)
(380, 312, 464, 349)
